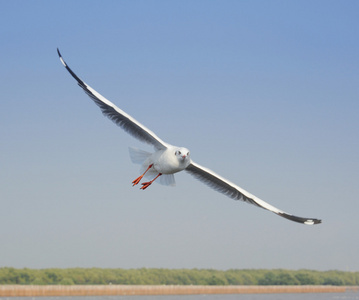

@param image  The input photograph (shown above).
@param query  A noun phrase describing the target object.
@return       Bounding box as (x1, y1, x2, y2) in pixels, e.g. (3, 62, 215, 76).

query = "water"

(1, 293, 359, 300)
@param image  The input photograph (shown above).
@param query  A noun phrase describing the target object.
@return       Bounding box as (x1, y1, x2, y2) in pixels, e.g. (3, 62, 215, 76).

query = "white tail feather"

(142, 166, 176, 186)
(128, 147, 152, 164)
(159, 174, 176, 186)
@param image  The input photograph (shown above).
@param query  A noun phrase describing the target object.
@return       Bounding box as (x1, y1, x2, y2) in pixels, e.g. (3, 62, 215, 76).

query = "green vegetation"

(0, 268, 358, 286)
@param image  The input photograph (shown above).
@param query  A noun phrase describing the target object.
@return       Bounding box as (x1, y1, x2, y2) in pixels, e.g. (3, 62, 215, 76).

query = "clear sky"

(1, 0, 358, 271)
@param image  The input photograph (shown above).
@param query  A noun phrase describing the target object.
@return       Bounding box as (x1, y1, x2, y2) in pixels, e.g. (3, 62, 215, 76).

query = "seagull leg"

(140, 173, 162, 190)
(132, 164, 153, 186)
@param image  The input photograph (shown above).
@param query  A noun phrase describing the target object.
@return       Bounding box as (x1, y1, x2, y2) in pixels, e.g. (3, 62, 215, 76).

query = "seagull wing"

(57, 49, 168, 150)
(186, 162, 321, 225)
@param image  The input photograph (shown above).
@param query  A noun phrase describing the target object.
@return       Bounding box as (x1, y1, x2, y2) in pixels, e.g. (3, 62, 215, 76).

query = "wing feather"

(186, 162, 321, 225)
(57, 49, 168, 150)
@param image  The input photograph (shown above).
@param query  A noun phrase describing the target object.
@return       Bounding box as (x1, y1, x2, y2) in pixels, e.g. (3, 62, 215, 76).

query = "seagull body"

(130, 146, 191, 189)
(57, 49, 321, 225)
(150, 147, 191, 175)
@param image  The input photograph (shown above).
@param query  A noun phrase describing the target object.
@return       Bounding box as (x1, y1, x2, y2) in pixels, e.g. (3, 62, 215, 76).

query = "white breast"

(152, 148, 189, 174)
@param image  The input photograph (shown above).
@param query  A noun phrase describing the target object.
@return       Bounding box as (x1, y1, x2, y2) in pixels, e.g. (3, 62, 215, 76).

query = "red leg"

(132, 164, 153, 186)
(140, 173, 162, 190)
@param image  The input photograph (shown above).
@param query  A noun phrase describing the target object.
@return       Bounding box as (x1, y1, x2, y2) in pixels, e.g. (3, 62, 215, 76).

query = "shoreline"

(0, 285, 358, 297)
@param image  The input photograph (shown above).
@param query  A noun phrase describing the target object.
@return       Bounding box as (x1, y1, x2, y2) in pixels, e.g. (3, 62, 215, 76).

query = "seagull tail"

(128, 147, 152, 165)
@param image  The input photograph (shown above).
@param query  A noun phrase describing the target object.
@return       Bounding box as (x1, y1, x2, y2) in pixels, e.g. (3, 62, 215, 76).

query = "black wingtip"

(56, 48, 88, 91)
(305, 218, 322, 225)
(278, 212, 322, 225)
(57, 48, 67, 67)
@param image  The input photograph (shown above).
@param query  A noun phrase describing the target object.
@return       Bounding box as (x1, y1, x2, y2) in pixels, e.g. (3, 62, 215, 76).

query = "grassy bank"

(1, 268, 359, 286)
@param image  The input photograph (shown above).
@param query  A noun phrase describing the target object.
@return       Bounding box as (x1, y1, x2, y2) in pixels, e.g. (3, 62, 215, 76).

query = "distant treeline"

(0, 268, 358, 286)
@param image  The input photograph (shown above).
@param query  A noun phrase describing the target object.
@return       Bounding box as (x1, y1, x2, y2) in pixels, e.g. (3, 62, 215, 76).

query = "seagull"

(57, 49, 321, 225)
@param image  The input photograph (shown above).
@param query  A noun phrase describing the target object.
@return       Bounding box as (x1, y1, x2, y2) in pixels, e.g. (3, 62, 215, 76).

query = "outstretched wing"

(186, 162, 321, 225)
(57, 49, 168, 150)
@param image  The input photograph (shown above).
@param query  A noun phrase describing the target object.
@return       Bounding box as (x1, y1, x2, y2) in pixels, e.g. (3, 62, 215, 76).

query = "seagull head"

(175, 147, 191, 164)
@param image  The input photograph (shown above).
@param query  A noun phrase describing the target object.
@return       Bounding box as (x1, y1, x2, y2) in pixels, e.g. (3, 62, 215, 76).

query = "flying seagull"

(57, 49, 321, 225)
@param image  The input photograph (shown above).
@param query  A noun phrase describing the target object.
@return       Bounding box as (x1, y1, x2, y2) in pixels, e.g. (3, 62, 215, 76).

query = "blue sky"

(1, 0, 358, 271)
